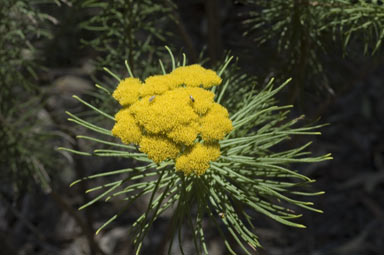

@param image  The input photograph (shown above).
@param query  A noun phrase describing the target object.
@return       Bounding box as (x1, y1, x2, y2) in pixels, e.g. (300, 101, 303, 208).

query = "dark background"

(1, 0, 384, 254)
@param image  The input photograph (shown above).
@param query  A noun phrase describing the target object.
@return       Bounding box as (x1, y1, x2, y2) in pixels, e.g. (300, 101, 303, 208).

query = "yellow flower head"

(112, 64, 232, 175)
(167, 121, 199, 146)
(183, 87, 215, 115)
(200, 104, 233, 141)
(175, 142, 220, 175)
(171, 64, 222, 88)
(112, 108, 142, 144)
(140, 74, 183, 97)
(139, 135, 180, 163)
(171, 65, 221, 88)
(130, 89, 199, 134)
(112, 78, 142, 106)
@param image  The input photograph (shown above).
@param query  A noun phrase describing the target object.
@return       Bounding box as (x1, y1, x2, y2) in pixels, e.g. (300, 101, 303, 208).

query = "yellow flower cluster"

(112, 64, 232, 175)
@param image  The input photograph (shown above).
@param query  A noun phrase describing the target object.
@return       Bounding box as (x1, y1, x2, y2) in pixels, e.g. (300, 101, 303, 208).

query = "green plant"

(78, 0, 175, 77)
(243, 0, 384, 101)
(60, 49, 331, 254)
(0, 0, 59, 194)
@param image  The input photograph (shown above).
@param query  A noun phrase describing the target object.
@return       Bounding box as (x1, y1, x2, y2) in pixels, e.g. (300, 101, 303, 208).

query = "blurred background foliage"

(0, 0, 58, 196)
(1, 0, 384, 254)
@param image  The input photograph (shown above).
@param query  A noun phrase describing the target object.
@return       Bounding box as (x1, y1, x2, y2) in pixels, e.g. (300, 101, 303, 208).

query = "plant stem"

(165, 0, 198, 63)
(205, 0, 222, 64)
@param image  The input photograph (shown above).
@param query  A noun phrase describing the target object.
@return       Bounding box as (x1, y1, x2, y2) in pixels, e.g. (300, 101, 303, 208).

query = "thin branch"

(205, 0, 223, 64)
(164, 0, 198, 63)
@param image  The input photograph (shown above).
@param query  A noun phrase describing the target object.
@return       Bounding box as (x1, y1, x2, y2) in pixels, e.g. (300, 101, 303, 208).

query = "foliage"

(323, 0, 384, 55)
(60, 50, 331, 254)
(243, 0, 384, 101)
(78, 0, 175, 77)
(0, 0, 60, 194)
(245, 0, 384, 54)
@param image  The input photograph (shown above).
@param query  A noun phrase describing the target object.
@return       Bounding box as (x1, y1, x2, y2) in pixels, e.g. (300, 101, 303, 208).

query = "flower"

(139, 74, 181, 97)
(139, 134, 180, 163)
(175, 142, 220, 175)
(111, 108, 142, 144)
(112, 77, 142, 106)
(199, 103, 233, 141)
(171, 64, 222, 88)
(167, 121, 199, 145)
(112, 64, 233, 175)
(64, 52, 331, 255)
